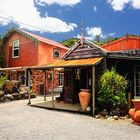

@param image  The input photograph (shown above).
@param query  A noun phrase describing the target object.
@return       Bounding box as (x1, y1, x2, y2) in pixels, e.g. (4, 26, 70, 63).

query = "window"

(53, 49, 60, 59)
(59, 73, 64, 86)
(12, 40, 19, 58)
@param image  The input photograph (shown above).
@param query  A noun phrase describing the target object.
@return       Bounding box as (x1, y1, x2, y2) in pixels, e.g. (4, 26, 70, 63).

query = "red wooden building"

(102, 35, 140, 51)
(102, 35, 140, 98)
(1, 27, 69, 94)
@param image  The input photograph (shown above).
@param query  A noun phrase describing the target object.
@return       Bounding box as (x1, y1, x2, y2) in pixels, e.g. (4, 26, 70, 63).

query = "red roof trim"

(102, 35, 140, 48)
(19, 29, 69, 50)
(4, 27, 69, 50)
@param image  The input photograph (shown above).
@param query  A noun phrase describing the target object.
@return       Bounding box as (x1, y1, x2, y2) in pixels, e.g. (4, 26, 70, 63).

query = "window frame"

(12, 40, 20, 58)
(59, 72, 64, 86)
(53, 49, 60, 59)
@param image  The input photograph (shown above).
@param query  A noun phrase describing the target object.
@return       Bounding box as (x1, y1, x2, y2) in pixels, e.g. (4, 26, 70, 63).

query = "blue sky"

(0, 0, 140, 42)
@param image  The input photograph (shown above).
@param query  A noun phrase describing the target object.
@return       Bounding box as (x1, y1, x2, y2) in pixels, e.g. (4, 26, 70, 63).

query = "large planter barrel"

(79, 89, 91, 111)
(129, 99, 140, 125)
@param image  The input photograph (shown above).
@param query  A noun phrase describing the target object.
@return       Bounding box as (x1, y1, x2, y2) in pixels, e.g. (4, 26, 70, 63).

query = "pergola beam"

(52, 68, 55, 107)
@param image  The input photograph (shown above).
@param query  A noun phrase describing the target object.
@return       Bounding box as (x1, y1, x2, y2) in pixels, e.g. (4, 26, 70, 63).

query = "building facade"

(2, 27, 69, 94)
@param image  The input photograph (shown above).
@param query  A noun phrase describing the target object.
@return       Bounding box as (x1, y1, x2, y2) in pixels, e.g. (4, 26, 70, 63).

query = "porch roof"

(26, 57, 103, 69)
(0, 67, 25, 71)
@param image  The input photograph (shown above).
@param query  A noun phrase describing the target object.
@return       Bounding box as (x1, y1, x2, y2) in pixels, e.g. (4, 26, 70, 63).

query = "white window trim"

(53, 49, 60, 59)
(59, 73, 64, 86)
(12, 40, 20, 58)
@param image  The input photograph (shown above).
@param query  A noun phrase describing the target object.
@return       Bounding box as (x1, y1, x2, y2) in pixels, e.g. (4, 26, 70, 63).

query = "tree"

(61, 38, 79, 48)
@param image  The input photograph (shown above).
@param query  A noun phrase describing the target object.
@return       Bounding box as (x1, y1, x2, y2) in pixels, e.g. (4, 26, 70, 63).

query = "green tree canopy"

(61, 38, 79, 48)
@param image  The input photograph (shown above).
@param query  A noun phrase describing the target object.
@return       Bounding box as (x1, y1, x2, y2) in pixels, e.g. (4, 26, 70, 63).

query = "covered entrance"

(64, 67, 92, 103)
(26, 38, 107, 116)
(27, 57, 103, 116)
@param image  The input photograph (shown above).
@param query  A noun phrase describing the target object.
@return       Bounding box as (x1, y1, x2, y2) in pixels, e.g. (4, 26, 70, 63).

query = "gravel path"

(0, 97, 140, 140)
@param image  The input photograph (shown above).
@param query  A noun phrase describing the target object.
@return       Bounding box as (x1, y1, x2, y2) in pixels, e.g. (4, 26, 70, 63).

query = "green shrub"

(97, 68, 128, 111)
(0, 76, 7, 90)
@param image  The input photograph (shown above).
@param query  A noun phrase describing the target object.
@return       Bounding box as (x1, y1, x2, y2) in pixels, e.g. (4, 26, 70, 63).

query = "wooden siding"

(108, 49, 140, 59)
(102, 36, 140, 51)
(65, 42, 105, 60)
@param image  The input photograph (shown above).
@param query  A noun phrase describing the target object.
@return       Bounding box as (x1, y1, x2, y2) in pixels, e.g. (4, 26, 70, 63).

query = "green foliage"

(95, 41, 106, 46)
(0, 76, 7, 90)
(97, 68, 128, 111)
(61, 38, 79, 48)
(94, 37, 118, 46)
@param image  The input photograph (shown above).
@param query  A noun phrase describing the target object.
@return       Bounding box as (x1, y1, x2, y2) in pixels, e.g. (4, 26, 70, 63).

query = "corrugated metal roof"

(47, 57, 103, 68)
(21, 29, 69, 50)
(3, 27, 69, 50)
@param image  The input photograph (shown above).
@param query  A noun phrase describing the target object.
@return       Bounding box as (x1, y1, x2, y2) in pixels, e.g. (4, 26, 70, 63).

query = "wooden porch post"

(24, 68, 27, 86)
(104, 57, 107, 70)
(52, 68, 55, 107)
(92, 66, 95, 116)
(134, 64, 136, 98)
(27, 69, 31, 105)
(44, 69, 46, 101)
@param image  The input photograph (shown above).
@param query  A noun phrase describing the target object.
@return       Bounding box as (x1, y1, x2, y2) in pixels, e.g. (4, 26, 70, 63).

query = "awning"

(47, 57, 103, 68)
(25, 57, 103, 69)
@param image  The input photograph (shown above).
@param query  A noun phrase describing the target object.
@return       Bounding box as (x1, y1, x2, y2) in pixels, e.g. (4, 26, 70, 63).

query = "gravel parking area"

(0, 97, 140, 140)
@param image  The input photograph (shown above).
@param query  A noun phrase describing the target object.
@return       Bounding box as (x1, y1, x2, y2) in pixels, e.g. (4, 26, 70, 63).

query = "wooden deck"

(30, 100, 84, 113)
(29, 94, 92, 115)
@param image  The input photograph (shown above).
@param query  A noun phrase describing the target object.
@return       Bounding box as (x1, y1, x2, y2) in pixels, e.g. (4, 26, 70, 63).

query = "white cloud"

(77, 26, 116, 41)
(107, 0, 140, 11)
(0, 0, 77, 33)
(35, 0, 81, 6)
(86, 27, 102, 36)
(93, 6, 97, 12)
(131, 0, 140, 9)
(107, 0, 130, 11)
(77, 27, 103, 40)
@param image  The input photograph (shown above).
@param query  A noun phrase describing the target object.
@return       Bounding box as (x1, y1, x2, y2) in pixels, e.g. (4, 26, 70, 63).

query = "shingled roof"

(62, 38, 107, 60)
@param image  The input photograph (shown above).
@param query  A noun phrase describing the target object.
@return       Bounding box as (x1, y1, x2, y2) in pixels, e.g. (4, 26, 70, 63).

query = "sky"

(0, 0, 140, 42)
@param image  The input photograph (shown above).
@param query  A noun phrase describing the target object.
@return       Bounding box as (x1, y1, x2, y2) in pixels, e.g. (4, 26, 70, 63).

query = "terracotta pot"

(132, 99, 140, 111)
(79, 89, 91, 111)
(129, 108, 136, 121)
(129, 99, 140, 125)
(135, 110, 140, 123)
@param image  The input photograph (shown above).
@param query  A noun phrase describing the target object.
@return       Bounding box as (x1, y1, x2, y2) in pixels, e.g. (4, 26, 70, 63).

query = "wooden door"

(135, 65, 140, 97)
(64, 69, 73, 103)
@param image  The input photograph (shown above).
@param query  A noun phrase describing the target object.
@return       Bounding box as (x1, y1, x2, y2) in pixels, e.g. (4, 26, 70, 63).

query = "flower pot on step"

(79, 89, 91, 111)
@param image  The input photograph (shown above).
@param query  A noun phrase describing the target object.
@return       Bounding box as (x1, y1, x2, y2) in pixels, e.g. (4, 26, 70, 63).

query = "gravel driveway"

(0, 97, 140, 140)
